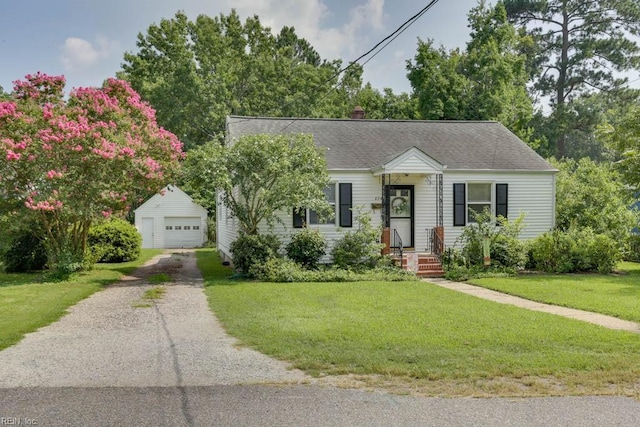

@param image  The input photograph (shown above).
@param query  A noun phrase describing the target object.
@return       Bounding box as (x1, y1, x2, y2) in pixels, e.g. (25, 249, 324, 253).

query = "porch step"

(394, 253, 445, 278)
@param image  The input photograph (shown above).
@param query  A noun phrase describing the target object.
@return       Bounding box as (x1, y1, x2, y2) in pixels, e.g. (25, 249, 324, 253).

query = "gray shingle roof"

(226, 116, 555, 172)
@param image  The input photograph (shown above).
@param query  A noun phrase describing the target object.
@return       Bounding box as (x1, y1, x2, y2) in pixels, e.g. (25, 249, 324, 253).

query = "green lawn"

(468, 262, 640, 322)
(0, 249, 162, 350)
(198, 249, 640, 397)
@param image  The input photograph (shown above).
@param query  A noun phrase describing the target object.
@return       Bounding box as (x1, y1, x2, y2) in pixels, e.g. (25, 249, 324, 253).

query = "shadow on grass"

(0, 273, 47, 288)
(195, 249, 241, 287)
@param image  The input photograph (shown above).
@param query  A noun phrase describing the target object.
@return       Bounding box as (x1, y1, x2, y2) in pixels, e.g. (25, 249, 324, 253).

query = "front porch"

(383, 226, 445, 277)
(373, 147, 446, 278)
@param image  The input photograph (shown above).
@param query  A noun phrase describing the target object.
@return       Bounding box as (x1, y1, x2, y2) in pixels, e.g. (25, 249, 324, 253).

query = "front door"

(142, 217, 154, 248)
(387, 185, 414, 248)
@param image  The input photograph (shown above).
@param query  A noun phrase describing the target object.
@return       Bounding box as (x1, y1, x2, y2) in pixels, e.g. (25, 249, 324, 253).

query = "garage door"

(164, 217, 202, 248)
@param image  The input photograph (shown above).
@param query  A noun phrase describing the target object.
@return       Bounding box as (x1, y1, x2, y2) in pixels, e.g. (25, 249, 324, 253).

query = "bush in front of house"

(285, 228, 326, 269)
(250, 257, 418, 282)
(450, 210, 527, 270)
(331, 210, 383, 271)
(230, 233, 281, 277)
(527, 227, 621, 274)
(2, 230, 48, 273)
(88, 218, 141, 263)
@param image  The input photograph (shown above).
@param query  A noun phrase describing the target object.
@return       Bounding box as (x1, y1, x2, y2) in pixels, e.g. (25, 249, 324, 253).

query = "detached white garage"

(134, 185, 208, 249)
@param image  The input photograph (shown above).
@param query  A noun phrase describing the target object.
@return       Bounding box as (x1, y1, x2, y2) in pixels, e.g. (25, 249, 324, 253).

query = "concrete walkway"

(426, 278, 640, 334)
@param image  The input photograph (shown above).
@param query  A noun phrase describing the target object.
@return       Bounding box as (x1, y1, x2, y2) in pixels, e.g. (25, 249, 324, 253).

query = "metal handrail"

(432, 228, 443, 259)
(426, 227, 444, 260)
(393, 228, 403, 267)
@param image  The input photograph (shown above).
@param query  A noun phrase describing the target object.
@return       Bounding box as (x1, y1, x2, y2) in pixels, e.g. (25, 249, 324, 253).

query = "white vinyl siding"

(444, 171, 555, 248)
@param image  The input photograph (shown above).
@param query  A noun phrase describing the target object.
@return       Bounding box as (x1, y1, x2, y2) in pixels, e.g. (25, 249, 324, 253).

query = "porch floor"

(393, 251, 444, 278)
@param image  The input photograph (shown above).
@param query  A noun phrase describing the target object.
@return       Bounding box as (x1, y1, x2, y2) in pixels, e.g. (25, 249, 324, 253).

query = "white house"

(135, 185, 208, 249)
(218, 113, 557, 274)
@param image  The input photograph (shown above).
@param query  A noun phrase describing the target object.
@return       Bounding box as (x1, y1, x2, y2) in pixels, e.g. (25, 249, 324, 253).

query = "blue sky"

(0, 0, 481, 95)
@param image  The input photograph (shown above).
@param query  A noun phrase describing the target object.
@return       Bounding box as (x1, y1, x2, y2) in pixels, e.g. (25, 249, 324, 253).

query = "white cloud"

(61, 36, 117, 71)
(214, 0, 387, 61)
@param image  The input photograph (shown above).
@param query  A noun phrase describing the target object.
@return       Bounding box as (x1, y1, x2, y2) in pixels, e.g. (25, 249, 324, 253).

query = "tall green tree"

(407, 1, 535, 143)
(504, 0, 640, 158)
(120, 11, 364, 148)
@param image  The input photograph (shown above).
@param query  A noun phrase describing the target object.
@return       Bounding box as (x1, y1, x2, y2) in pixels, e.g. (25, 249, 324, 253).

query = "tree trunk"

(556, 0, 570, 159)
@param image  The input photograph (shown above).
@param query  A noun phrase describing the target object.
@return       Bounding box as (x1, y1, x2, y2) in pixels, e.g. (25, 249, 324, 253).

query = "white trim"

(371, 146, 445, 176)
(445, 168, 558, 173)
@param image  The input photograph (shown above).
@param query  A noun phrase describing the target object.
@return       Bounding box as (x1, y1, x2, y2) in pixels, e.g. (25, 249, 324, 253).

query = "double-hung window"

(294, 183, 352, 228)
(309, 185, 336, 225)
(467, 183, 492, 223)
(453, 182, 508, 226)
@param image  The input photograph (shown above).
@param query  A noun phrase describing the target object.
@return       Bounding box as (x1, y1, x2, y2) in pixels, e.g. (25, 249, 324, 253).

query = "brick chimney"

(351, 106, 365, 119)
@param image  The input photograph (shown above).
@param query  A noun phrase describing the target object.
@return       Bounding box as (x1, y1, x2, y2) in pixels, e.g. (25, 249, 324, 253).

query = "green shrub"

(528, 228, 621, 274)
(251, 257, 418, 282)
(452, 210, 527, 270)
(230, 233, 281, 277)
(2, 230, 47, 273)
(286, 228, 326, 269)
(88, 218, 141, 263)
(331, 209, 383, 271)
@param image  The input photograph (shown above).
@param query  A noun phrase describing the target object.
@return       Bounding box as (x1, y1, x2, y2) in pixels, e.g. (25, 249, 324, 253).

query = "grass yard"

(0, 249, 162, 351)
(197, 249, 640, 397)
(469, 262, 640, 322)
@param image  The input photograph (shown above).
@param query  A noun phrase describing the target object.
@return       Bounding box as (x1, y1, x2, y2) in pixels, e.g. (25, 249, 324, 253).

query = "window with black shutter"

(453, 183, 466, 226)
(339, 183, 352, 227)
(496, 183, 508, 219)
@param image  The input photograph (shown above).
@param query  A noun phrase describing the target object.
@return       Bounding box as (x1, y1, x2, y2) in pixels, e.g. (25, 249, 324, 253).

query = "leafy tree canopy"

(210, 133, 331, 235)
(120, 10, 370, 149)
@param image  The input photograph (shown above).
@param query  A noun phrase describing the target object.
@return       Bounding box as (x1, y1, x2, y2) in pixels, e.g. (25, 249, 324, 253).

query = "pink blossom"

(101, 210, 112, 218)
(0, 101, 20, 118)
(25, 196, 63, 212)
(6, 150, 21, 161)
(46, 170, 63, 179)
(119, 147, 135, 157)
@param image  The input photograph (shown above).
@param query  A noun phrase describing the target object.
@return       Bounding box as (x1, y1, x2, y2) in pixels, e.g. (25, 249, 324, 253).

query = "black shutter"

(339, 183, 353, 227)
(496, 183, 508, 219)
(453, 183, 466, 226)
(293, 208, 305, 228)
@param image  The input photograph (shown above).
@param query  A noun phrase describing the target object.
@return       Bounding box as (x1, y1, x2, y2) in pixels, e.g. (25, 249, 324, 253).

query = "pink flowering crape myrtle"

(0, 72, 184, 267)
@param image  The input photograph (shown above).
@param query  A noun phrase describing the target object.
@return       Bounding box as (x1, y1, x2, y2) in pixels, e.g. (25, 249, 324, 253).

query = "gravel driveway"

(0, 250, 307, 388)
